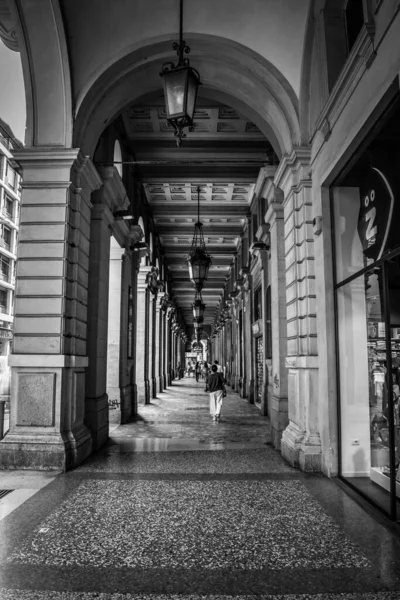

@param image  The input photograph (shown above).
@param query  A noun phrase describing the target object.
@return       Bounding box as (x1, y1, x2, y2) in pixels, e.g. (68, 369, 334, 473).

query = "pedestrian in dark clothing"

(206, 364, 226, 421)
(202, 361, 209, 381)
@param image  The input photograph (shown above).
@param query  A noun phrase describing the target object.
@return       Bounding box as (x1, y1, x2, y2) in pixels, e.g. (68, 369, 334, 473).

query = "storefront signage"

(357, 167, 394, 261)
(0, 328, 12, 339)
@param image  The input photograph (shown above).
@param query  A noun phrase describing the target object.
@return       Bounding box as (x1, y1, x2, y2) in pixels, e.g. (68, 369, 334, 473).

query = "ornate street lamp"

(160, 0, 201, 147)
(192, 290, 205, 321)
(187, 187, 212, 291)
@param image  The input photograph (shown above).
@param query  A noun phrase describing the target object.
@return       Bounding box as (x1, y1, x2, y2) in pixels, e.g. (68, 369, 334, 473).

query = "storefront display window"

(332, 100, 400, 521)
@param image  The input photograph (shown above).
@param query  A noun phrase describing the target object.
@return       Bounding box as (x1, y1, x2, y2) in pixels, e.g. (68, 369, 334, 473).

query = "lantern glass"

(187, 248, 212, 290)
(162, 66, 199, 122)
(192, 297, 205, 320)
(162, 68, 187, 118)
(186, 68, 199, 121)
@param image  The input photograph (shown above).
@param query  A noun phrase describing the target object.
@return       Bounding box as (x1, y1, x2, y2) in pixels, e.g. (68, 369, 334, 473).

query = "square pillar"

(136, 266, 151, 404)
(275, 148, 321, 471)
(0, 150, 101, 470)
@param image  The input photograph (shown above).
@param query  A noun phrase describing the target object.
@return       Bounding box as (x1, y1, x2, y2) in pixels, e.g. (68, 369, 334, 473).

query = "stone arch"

(73, 34, 301, 158)
(10, 0, 73, 147)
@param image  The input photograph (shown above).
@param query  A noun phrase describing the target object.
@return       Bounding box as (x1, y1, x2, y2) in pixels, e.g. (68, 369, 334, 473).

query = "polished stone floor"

(1, 377, 400, 599)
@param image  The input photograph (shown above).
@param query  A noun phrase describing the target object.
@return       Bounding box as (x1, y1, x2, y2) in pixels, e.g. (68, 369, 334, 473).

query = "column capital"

(126, 225, 144, 247)
(254, 165, 278, 198)
(273, 146, 312, 199)
(72, 152, 103, 200)
(137, 265, 152, 286)
(264, 181, 284, 226)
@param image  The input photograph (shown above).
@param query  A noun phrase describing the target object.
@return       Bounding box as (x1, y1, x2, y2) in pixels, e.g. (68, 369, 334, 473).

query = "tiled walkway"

(1, 377, 400, 599)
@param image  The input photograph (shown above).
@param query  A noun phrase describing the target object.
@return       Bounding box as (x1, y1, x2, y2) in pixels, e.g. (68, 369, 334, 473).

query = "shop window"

(345, 0, 365, 52)
(254, 286, 262, 321)
(266, 285, 272, 359)
(332, 100, 400, 521)
(0, 289, 7, 312)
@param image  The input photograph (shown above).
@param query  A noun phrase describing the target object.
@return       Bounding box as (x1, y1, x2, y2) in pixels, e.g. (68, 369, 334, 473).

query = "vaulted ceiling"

(122, 95, 278, 332)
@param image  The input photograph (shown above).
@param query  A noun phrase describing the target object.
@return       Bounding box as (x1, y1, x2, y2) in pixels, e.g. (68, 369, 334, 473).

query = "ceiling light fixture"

(187, 187, 212, 292)
(192, 290, 205, 321)
(160, 0, 201, 147)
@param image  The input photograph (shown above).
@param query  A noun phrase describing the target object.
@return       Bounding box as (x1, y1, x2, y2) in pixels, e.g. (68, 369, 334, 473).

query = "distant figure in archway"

(207, 364, 226, 422)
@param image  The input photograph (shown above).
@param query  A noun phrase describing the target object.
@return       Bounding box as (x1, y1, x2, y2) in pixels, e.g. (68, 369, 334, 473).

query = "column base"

(248, 379, 255, 404)
(0, 424, 92, 471)
(85, 392, 109, 451)
(132, 384, 138, 417)
(240, 377, 246, 398)
(259, 383, 268, 416)
(269, 394, 289, 450)
(137, 381, 147, 406)
(280, 421, 305, 468)
(299, 435, 322, 472)
(120, 384, 133, 424)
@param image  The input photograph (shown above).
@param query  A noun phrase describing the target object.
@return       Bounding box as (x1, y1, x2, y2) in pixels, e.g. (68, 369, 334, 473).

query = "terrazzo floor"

(1, 377, 400, 600)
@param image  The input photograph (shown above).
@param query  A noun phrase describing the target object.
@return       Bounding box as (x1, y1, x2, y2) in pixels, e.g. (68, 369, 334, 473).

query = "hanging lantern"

(187, 187, 212, 291)
(160, 0, 200, 147)
(192, 290, 205, 320)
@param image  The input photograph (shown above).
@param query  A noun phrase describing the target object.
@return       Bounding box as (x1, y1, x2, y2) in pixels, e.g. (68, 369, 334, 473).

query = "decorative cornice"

(314, 23, 376, 145)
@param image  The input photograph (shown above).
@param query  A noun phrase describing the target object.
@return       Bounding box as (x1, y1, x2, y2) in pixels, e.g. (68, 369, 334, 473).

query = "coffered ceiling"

(122, 95, 278, 332)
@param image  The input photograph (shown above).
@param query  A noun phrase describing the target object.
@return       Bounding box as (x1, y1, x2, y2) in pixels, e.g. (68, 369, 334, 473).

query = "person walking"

(213, 359, 223, 373)
(195, 361, 201, 382)
(202, 361, 209, 381)
(206, 364, 226, 422)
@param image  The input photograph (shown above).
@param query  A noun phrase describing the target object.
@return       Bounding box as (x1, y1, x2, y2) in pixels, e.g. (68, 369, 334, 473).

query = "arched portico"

(0, 0, 320, 473)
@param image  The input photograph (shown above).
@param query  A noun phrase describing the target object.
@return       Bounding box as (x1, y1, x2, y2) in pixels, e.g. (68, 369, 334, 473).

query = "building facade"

(0, 0, 399, 520)
(0, 119, 22, 408)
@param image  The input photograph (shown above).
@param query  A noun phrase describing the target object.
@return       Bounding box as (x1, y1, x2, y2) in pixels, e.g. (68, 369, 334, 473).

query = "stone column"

(0, 150, 101, 470)
(136, 266, 151, 405)
(250, 227, 270, 415)
(86, 167, 126, 451)
(242, 270, 254, 402)
(161, 303, 167, 390)
(149, 291, 157, 399)
(166, 315, 172, 386)
(128, 234, 146, 415)
(230, 292, 239, 391)
(155, 292, 165, 394)
(276, 148, 321, 471)
(118, 246, 137, 424)
(263, 182, 289, 447)
(106, 240, 124, 425)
